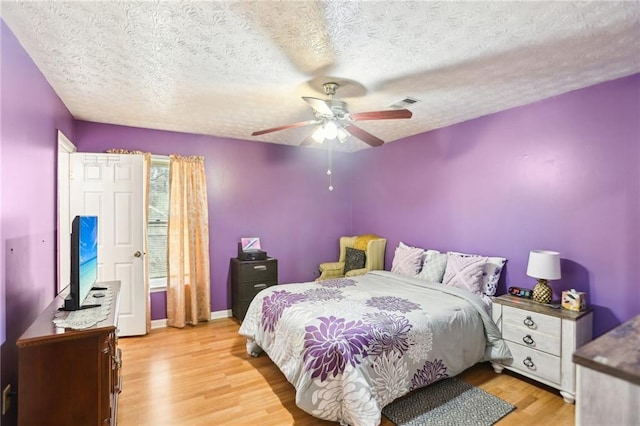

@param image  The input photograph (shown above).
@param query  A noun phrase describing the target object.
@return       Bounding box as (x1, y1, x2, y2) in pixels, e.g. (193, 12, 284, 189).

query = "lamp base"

(532, 279, 552, 304)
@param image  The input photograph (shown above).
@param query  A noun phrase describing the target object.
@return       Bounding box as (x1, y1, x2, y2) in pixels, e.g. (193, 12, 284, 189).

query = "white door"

(70, 153, 146, 336)
(57, 130, 76, 293)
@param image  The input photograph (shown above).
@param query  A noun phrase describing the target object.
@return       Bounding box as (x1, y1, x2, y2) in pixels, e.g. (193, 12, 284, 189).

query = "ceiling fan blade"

(251, 120, 317, 136)
(345, 124, 384, 147)
(302, 97, 334, 116)
(299, 133, 316, 146)
(350, 109, 413, 121)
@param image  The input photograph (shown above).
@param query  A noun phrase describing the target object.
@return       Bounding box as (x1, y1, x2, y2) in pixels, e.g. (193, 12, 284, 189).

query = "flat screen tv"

(63, 215, 100, 311)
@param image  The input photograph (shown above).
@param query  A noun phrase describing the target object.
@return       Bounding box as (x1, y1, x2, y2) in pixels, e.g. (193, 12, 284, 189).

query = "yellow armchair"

(317, 235, 387, 281)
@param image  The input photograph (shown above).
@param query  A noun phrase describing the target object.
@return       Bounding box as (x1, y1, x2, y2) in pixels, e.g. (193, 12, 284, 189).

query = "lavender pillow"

(449, 251, 507, 296)
(442, 253, 488, 295)
(391, 244, 423, 277)
(399, 241, 427, 264)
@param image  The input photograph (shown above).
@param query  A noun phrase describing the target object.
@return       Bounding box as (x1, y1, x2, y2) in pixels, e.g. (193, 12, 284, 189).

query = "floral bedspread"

(238, 270, 511, 426)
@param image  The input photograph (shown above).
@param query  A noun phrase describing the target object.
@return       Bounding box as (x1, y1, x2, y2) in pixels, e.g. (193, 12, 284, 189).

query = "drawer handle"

(523, 357, 535, 369)
(253, 283, 267, 290)
(523, 316, 536, 328)
(522, 335, 535, 346)
(253, 265, 267, 271)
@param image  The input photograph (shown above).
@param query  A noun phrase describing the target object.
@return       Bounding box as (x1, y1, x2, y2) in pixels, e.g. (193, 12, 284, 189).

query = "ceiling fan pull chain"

(327, 139, 333, 191)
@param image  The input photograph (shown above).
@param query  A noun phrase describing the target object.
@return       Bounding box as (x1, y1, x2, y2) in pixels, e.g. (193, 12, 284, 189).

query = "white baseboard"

(210, 309, 232, 320)
(150, 309, 232, 330)
(150, 318, 167, 329)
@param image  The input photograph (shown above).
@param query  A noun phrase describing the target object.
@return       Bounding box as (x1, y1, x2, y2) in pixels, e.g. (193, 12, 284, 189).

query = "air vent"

(389, 97, 421, 109)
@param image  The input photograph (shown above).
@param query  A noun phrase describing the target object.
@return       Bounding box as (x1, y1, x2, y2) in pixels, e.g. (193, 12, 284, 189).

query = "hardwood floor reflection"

(117, 318, 574, 425)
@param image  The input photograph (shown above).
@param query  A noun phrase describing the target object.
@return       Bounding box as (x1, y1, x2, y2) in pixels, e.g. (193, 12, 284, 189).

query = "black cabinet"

(231, 257, 278, 321)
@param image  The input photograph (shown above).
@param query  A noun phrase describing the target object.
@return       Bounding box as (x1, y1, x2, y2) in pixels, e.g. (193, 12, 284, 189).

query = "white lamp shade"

(526, 250, 561, 280)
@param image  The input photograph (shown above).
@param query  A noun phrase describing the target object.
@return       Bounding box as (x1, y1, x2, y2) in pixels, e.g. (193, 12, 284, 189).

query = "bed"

(238, 270, 512, 426)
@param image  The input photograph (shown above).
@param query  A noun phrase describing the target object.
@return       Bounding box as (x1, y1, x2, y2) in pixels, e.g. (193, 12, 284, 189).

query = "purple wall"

(351, 74, 640, 337)
(74, 122, 354, 318)
(1, 19, 76, 424)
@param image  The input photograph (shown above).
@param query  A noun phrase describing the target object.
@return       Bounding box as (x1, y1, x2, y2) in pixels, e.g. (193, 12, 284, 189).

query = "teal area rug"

(382, 376, 515, 426)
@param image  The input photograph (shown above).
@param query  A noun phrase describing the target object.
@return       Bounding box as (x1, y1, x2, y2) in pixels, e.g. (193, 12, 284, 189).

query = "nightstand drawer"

(503, 305, 560, 337)
(503, 323, 561, 356)
(237, 281, 275, 302)
(507, 343, 561, 384)
(234, 260, 277, 282)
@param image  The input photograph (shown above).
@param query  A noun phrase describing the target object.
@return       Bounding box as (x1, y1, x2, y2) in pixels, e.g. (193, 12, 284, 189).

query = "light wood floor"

(117, 318, 574, 425)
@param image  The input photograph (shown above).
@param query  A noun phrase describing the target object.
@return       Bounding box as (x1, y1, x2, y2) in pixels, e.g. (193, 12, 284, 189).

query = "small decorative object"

(526, 250, 561, 304)
(241, 237, 261, 251)
(508, 286, 533, 299)
(238, 237, 267, 261)
(562, 289, 587, 311)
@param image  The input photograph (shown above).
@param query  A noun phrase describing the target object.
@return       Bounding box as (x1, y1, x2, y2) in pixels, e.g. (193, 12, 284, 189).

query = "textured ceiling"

(2, 1, 639, 152)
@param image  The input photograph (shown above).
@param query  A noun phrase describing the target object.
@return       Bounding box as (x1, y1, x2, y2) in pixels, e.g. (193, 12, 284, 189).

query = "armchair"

(317, 235, 387, 281)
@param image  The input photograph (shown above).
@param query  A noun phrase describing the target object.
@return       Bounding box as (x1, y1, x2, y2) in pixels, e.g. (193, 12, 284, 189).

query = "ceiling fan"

(251, 82, 413, 147)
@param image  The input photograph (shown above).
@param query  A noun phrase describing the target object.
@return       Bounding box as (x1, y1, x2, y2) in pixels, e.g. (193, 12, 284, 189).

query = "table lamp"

(526, 250, 561, 304)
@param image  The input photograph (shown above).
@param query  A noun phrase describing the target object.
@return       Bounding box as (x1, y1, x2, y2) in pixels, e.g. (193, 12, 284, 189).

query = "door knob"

(134, 251, 142, 258)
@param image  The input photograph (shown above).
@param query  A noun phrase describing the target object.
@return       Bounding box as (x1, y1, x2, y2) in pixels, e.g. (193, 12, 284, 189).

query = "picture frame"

(240, 237, 261, 251)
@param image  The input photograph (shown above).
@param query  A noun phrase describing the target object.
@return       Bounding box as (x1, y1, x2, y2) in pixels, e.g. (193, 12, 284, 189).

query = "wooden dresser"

(573, 315, 640, 425)
(491, 294, 593, 403)
(16, 281, 121, 425)
(231, 257, 278, 321)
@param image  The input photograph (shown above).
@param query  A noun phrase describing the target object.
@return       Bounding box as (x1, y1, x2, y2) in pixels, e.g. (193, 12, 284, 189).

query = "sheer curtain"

(166, 155, 211, 328)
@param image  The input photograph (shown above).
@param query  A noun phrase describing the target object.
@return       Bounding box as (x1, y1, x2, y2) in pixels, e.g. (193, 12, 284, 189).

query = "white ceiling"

(2, 1, 639, 152)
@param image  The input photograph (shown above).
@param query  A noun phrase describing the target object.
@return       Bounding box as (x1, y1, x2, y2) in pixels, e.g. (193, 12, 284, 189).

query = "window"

(148, 156, 169, 289)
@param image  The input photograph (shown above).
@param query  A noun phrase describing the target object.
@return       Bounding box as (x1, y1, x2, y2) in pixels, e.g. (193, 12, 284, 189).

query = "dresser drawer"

(237, 281, 276, 302)
(506, 343, 561, 384)
(503, 305, 561, 337)
(233, 260, 278, 282)
(503, 322, 561, 356)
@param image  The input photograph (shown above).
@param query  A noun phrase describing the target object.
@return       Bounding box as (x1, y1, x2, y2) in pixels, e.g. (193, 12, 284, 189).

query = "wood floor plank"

(117, 318, 574, 425)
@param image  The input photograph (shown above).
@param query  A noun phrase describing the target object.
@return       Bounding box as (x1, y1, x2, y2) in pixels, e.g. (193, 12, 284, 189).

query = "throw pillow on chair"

(344, 247, 366, 273)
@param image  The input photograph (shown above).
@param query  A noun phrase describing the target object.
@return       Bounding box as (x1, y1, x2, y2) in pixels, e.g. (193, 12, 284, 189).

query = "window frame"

(148, 155, 170, 291)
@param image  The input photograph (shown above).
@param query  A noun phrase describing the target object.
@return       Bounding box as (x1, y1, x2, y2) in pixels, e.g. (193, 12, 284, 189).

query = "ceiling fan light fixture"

(337, 126, 350, 143)
(311, 126, 326, 143)
(324, 120, 338, 140)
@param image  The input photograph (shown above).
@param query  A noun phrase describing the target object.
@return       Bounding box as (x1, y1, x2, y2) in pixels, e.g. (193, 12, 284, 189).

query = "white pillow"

(483, 256, 507, 295)
(391, 244, 424, 277)
(449, 251, 507, 296)
(443, 253, 488, 295)
(416, 250, 448, 283)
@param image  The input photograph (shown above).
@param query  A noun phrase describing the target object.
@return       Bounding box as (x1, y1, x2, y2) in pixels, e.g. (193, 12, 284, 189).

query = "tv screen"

(78, 216, 98, 305)
(64, 215, 99, 311)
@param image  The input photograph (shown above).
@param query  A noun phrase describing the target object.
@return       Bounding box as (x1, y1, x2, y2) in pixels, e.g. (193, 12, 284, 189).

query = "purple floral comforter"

(238, 271, 511, 426)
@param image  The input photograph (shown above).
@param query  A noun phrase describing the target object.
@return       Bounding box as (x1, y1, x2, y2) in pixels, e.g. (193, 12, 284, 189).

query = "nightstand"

(491, 294, 593, 403)
(231, 257, 278, 321)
